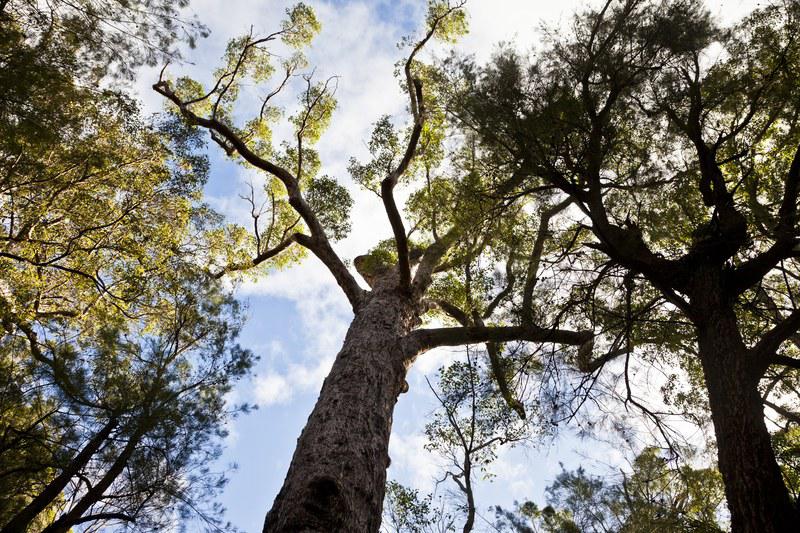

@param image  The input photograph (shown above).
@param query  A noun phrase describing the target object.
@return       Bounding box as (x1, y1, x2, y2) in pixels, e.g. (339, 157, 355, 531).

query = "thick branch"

(521, 198, 571, 323)
(752, 309, 800, 374)
(772, 355, 800, 370)
(381, 78, 424, 292)
(404, 324, 591, 357)
(484, 341, 526, 420)
(435, 299, 470, 326)
(412, 229, 458, 296)
(483, 252, 516, 320)
(777, 143, 800, 237)
(154, 80, 365, 310)
(732, 143, 800, 295)
(756, 287, 800, 351)
(383, 1, 464, 291)
(730, 240, 800, 296)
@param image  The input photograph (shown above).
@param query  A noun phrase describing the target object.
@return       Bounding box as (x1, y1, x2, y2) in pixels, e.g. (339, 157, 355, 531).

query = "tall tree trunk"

(462, 459, 475, 533)
(696, 304, 799, 533)
(1, 417, 117, 533)
(263, 286, 419, 533)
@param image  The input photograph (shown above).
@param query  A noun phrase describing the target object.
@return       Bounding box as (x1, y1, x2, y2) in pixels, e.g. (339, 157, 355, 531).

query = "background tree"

(452, 0, 800, 530)
(382, 481, 456, 533)
(424, 349, 530, 533)
(1, 0, 260, 531)
(1, 269, 253, 533)
(494, 447, 725, 533)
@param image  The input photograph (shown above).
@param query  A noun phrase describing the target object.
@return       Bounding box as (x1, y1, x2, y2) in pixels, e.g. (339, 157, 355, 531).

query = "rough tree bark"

(262, 272, 422, 533)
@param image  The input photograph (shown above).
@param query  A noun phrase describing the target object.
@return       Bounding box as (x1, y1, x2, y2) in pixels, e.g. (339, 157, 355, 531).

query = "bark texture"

(263, 275, 419, 533)
(692, 273, 800, 533)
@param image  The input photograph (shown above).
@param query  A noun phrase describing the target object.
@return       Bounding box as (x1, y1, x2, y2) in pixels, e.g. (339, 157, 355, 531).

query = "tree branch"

(412, 229, 458, 296)
(211, 233, 302, 279)
(381, 78, 423, 292)
(434, 299, 470, 326)
(404, 324, 591, 358)
(771, 355, 800, 370)
(753, 308, 800, 373)
(764, 399, 800, 426)
(484, 340, 526, 420)
(68, 512, 136, 527)
(154, 79, 366, 310)
(483, 251, 517, 320)
(521, 198, 572, 323)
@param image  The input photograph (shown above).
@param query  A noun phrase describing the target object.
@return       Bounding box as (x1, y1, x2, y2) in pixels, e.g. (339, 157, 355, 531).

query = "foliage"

(495, 447, 726, 533)
(306, 176, 353, 241)
(349, 116, 403, 194)
(384, 481, 442, 533)
(0, 0, 257, 530)
(0, 0, 207, 81)
(773, 427, 800, 501)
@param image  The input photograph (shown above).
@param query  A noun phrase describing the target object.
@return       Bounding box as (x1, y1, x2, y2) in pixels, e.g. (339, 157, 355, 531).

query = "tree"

(494, 447, 725, 533)
(155, 1, 617, 530)
(382, 481, 456, 533)
(452, 0, 800, 531)
(424, 350, 530, 533)
(0, 269, 253, 533)
(1, 1, 258, 530)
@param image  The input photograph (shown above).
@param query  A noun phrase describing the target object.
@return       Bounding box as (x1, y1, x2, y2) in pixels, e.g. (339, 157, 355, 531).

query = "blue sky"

(134, 1, 762, 530)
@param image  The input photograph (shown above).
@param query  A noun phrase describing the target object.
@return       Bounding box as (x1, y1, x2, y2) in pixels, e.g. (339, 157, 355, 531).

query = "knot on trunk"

(354, 247, 425, 289)
(354, 254, 392, 288)
(267, 476, 349, 532)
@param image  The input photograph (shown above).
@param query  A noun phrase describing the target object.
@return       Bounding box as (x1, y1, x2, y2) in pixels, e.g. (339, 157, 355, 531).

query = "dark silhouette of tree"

(452, 1, 800, 531)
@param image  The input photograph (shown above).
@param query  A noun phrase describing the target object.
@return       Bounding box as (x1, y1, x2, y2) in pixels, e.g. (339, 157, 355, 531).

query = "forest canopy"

(3, 1, 800, 532)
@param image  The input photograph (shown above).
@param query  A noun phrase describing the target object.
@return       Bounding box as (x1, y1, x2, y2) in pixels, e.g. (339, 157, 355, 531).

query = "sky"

(134, 1, 762, 531)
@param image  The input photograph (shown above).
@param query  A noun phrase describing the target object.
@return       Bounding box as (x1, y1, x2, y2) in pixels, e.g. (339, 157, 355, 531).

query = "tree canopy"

(1, 1, 254, 531)
(5, 0, 800, 532)
(449, 0, 800, 530)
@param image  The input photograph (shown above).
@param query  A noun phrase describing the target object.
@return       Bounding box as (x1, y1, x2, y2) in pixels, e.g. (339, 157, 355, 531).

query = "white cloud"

(254, 373, 293, 406)
(254, 354, 336, 407)
(388, 431, 443, 493)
